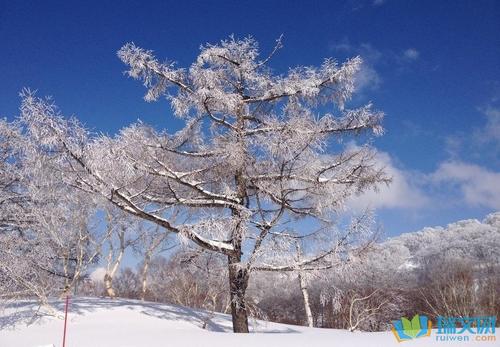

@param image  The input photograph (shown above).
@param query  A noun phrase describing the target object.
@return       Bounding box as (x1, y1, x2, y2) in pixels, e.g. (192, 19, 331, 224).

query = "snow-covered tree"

(15, 36, 387, 332)
(0, 110, 103, 309)
(271, 211, 377, 327)
(0, 119, 40, 302)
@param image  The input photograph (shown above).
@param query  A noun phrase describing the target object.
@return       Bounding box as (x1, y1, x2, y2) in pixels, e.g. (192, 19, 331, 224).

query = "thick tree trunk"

(104, 273, 116, 298)
(104, 229, 125, 299)
(228, 255, 249, 333)
(298, 272, 314, 327)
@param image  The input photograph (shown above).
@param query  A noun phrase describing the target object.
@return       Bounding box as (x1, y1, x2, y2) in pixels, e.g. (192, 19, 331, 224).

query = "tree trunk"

(298, 272, 314, 327)
(104, 229, 125, 299)
(104, 273, 116, 298)
(228, 255, 249, 333)
(140, 253, 151, 301)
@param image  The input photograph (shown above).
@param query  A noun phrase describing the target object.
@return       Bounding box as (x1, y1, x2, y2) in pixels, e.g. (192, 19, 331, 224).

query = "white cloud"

(349, 151, 429, 210)
(475, 106, 500, 145)
(432, 161, 500, 210)
(403, 48, 419, 61)
(347, 149, 500, 213)
(373, 0, 386, 6)
(90, 267, 106, 283)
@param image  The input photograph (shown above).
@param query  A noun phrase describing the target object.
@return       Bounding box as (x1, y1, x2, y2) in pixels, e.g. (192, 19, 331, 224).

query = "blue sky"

(1, 0, 499, 239)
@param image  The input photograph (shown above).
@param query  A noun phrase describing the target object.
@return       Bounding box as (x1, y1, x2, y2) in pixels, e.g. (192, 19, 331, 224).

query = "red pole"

(62, 294, 70, 347)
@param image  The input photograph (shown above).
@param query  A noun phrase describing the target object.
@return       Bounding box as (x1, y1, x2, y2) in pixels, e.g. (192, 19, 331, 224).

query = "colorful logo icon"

(391, 314, 432, 342)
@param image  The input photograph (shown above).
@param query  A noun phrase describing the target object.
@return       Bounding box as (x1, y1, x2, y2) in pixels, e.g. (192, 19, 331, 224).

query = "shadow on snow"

(0, 297, 300, 334)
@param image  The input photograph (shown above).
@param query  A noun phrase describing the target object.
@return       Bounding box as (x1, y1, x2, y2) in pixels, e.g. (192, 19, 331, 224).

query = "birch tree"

(134, 224, 176, 301)
(102, 209, 141, 298)
(292, 212, 376, 327)
(16, 36, 387, 332)
(297, 266, 315, 327)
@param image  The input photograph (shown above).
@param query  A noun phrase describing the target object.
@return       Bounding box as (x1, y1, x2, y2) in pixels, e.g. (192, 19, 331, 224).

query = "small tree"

(265, 212, 376, 328)
(17, 36, 387, 332)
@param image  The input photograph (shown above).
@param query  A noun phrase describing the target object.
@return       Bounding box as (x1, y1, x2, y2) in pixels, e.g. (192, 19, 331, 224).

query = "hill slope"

(0, 297, 477, 347)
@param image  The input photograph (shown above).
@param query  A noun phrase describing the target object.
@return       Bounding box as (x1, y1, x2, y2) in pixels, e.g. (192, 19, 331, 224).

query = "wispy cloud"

(347, 0, 388, 11)
(330, 40, 383, 92)
(330, 40, 420, 93)
(402, 48, 419, 61)
(373, 0, 386, 6)
(474, 105, 500, 148)
(355, 63, 382, 92)
(444, 98, 500, 161)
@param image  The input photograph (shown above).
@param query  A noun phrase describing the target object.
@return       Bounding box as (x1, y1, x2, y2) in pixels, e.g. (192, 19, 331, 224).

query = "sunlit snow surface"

(0, 297, 479, 347)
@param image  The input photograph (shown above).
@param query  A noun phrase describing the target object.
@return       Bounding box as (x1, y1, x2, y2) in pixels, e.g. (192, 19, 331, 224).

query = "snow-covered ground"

(0, 298, 483, 347)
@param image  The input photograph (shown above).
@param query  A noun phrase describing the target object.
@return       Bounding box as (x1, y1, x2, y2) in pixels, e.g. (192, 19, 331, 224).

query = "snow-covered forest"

(1, 34, 499, 344)
(78, 212, 500, 332)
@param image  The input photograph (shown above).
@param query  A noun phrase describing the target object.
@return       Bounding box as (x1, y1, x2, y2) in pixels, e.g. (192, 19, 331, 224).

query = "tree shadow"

(0, 300, 56, 330)
(0, 297, 300, 333)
